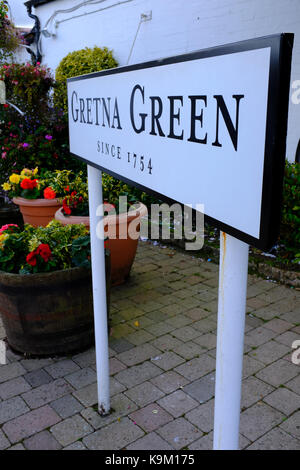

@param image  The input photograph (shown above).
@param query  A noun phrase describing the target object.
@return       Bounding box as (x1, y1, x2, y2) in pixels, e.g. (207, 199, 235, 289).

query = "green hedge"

(280, 161, 300, 262)
(54, 46, 118, 113)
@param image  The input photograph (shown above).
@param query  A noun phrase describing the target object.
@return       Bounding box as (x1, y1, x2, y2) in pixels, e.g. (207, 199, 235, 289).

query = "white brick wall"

(9, 0, 300, 161)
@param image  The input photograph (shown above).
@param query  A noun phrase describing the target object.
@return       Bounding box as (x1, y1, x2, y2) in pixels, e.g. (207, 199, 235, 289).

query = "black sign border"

(68, 33, 293, 251)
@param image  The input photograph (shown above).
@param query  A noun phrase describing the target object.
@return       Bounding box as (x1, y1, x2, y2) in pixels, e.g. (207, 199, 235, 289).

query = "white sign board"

(68, 34, 293, 249)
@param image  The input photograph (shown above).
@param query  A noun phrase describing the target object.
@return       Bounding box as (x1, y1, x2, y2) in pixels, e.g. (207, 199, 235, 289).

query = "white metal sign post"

(67, 34, 293, 447)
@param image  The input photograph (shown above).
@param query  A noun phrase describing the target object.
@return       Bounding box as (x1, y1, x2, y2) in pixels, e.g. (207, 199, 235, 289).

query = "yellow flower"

(9, 174, 21, 184)
(33, 167, 38, 175)
(21, 168, 32, 177)
(0, 233, 8, 250)
(2, 182, 11, 191)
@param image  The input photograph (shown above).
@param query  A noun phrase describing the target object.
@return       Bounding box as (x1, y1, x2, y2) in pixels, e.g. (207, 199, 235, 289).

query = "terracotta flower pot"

(0, 253, 111, 356)
(12, 197, 62, 227)
(55, 202, 148, 286)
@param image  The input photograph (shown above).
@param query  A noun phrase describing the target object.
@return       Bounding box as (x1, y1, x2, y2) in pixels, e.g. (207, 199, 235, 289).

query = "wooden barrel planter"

(0, 252, 110, 356)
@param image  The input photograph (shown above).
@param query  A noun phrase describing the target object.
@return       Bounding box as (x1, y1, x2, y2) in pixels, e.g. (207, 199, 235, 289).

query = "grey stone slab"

(63, 441, 87, 450)
(244, 326, 277, 348)
(255, 359, 299, 387)
(248, 427, 300, 450)
(116, 344, 161, 367)
(3, 405, 61, 443)
(240, 402, 284, 441)
(185, 399, 214, 433)
(83, 417, 144, 450)
(150, 371, 189, 394)
(156, 417, 203, 450)
(263, 387, 300, 416)
(20, 358, 53, 372)
(50, 414, 93, 447)
(0, 396, 29, 425)
(0, 376, 31, 400)
(125, 381, 165, 407)
(241, 376, 275, 409)
(0, 362, 26, 383)
(24, 368, 53, 388)
(65, 367, 96, 390)
(174, 354, 215, 381)
(115, 361, 162, 388)
(279, 411, 300, 438)
(24, 430, 62, 450)
(157, 390, 198, 418)
(183, 372, 215, 403)
(126, 432, 174, 450)
(128, 403, 173, 433)
(45, 359, 80, 379)
(72, 349, 96, 368)
(150, 351, 185, 371)
(248, 340, 290, 365)
(0, 429, 10, 450)
(22, 378, 74, 409)
(50, 394, 83, 419)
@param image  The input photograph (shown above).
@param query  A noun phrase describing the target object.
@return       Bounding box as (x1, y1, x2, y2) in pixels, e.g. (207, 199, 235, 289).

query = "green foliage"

(54, 46, 118, 113)
(0, 220, 90, 274)
(280, 161, 300, 262)
(0, 1, 19, 64)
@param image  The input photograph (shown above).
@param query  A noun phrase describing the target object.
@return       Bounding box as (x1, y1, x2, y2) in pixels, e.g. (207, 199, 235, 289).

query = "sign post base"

(88, 165, 110, 416)
(213, 232, 249, 450)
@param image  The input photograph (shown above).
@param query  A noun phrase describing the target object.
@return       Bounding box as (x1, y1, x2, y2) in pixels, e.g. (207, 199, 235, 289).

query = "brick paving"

(0, 240, 299, 450)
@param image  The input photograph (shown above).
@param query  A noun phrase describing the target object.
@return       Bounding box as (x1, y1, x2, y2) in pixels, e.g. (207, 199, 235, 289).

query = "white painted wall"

(10, 0, 300, 161)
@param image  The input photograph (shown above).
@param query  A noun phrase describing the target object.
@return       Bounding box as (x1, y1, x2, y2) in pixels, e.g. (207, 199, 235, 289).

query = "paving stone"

(145, 321, 176, 337)
(264, 318, 294, 334)
(0, 396, 29, 424)
(188, 431, 250, 450)
(241, 376, 274, 409)
(275, 330, 300, 347)
(65, 367, 96, 390)
(185, 399, 214, 433)
(7, 443, 25, 450)
(20, 358, 53, 372)
(0, 429, 10, 450)
(23, 430, 62, 450)
(125, 381, 165, 407)
(150, 351, 185, 371)
(83, 417, 144, 450)
(109, 338, 134, 354)
(45, 360, 80, 379)
(0, 362, 26, 383)
(115, 361, 162, 388)
(248, 340, 290, 365)
(81, 393, 137, 429)
(183, 372, 215, 403)
(150, 371, 189, 394)
(279, 411, 300, 438)
(263, 387, 300, 416)
(72, 349, 96, 368)
(50, 414, 93, 447)
(3, 405, 61, 443)
(240, 402, 284, 441)
(116, 344, 161, 367)
(0, 376, 31, 400)
(242, 355, 265, 378)
(285, 374, 300, 394)
(156, 417, 202, 450)
(126, 431, 174, 450)
(157, 390, 198, 418)
(24, 368, 53, 388)
(125, 330, 154, 346)
(247, 427, 300, 450)
(109, 357, 127, 375)
(174, 354, 215, 381)
(129, 403, 173, 433)
(50, 394, 83, 419)
(185, 308, 210, 321)
(244, 326, 277, 348)
(255, 359, 299, 386)
(172, 326, 201, 342)
(63, 441, 87, 450)
(22, 378, 74, 409)
(150, 335, 183, 352)
(193, 333, 216, 350)
(172, 341, 203, 360)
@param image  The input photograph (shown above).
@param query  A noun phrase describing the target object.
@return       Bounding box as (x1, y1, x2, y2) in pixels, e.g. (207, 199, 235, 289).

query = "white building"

(8, 0, 300, 162)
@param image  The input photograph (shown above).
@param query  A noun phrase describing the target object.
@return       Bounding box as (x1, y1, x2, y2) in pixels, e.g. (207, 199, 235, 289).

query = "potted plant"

(1, 167, 71, 226)
(55, 173, 148, 285)
(0, 221, 110, 356)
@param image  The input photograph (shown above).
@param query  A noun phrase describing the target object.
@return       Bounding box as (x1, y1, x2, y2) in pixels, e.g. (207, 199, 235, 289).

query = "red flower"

(43, 187, 56, 199)
(63, 199, 71, 215)
(37, 244, 51, 262)
(64, 185, 70, 192)
(71, 191, 77, 197)
(26, 250, 37, 266)
(20, 178, 38, 190)
(0, 224, 18, 234)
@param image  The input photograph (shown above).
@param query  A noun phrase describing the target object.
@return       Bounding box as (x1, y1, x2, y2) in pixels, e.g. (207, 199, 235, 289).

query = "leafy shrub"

(54, 46, 118, 113)
(280, 161, 300, 262)
(0, 1, 19, 64)
(0, 220, 90, 273)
